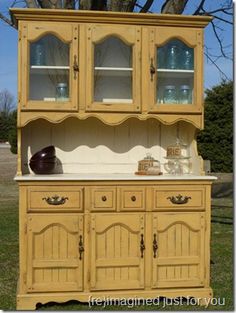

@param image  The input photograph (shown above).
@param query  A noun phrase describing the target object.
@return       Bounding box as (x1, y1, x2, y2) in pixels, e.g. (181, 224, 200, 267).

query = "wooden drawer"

(28, 186, 83, 212)
(118, 187, 145, 211)
(90, 187, 116, 211)
(153, 186, 205, 211)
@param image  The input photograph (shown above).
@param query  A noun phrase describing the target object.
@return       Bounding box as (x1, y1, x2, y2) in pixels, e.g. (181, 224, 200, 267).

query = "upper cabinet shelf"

(12, 9, 212, 128)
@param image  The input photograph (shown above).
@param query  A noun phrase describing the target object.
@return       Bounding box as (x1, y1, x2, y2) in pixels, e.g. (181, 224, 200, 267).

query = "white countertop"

(14, 173, 217, 181)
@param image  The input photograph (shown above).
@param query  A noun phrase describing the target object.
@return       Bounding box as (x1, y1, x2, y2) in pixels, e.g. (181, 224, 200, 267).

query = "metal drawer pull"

(131, 195, 136, 202)
(153, 234, 158, 258)
(102, 196, 107, 202)
(167, 194, 191, 205)
(42, 195, 68, 205)
(78, 235, 84, 260)
(140, 234, 145, 258)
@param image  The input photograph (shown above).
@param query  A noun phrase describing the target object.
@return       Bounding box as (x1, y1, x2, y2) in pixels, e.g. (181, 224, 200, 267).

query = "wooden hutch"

(11, 8, 216, 310)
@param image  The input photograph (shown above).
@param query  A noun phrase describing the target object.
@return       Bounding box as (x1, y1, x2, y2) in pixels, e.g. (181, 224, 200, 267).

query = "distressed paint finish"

(13, 9, 213, 310)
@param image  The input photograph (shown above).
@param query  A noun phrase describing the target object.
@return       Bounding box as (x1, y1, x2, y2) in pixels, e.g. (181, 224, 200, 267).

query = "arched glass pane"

(156, 39, 194, 105)
(29, 34, 70, 102)
(94, 37, 132, 103)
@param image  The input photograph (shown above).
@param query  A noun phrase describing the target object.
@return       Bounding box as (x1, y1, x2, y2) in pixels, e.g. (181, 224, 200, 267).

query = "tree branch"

(161, 0, 189, 14)
(208, 14, 233, 25)
(204, 51, 230, 81)
(210, 21, 228, 59)
(25, 0, 38, 7)
(193, 0, 206, 15)
(0, 13, 17, 29)
(135, 2, 152, 13)
(140, 0, 154, 13)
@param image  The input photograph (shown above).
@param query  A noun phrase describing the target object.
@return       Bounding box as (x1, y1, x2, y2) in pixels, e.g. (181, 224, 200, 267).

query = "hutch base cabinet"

(15, 178, 214, 310)
(11, 8, 216, 310)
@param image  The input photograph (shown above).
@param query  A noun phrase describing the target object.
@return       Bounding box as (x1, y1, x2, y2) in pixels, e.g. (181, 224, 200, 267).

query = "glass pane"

(157, 39, 194, 105)
(29, 35, 70, 102)
(94, 37, 132, 103)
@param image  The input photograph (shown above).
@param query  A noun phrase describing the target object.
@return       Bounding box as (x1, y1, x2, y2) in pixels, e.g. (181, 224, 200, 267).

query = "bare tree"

(0, 0, 233, 79)
(0, 89, 15, 115)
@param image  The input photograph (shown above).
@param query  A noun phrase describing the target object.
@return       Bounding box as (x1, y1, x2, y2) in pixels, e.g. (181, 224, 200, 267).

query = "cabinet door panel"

(90, 213, 145, 290)
(86, 24, 141, 112)
(27, 214, 83, 292)
(152, 212, 205, 288)
(147, 27, 203, 114)
(21, 22, 78, 111)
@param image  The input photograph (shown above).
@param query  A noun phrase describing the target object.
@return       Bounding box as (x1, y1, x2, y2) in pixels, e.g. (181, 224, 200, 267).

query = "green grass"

(0, 182, 233, 311)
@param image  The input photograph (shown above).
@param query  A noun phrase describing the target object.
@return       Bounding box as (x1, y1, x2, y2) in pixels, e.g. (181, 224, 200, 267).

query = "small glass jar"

(34, 43, 45, 65)
(163, 85, 177, 104)
(167, 44, 179, 69)
(179, 85, 191, 104)
(182, 48, 193, 70)
(56, 83, 68, 101)
(157, 47, 166, 69)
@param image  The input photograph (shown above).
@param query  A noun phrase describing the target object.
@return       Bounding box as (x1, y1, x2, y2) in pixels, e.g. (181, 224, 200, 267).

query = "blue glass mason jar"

(179, 85, 191, 104)
(163, 85, 177, 104)
(56, 83, 68, 101)
(33, 43, 45, 65)
(167, 44, 179, 69)
(182, 48, 193, 70)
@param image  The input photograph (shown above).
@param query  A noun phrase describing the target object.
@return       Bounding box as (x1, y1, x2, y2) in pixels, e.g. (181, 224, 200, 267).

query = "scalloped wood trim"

(19, 113, 203, 129)
(10, 8, 212, 29)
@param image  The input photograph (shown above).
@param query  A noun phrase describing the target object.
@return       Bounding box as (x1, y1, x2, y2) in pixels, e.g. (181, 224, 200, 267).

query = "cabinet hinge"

(18, 30, 22, 41)
(18, 92, 21, 103)
(87, 270, 90, 283)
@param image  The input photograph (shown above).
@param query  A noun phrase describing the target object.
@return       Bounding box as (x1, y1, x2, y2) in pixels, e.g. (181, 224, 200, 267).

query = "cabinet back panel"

(22, 118, 201, 174)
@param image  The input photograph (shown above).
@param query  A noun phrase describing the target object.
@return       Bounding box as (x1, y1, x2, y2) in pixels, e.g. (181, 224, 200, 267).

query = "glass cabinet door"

(21, 23, 78, 111)
(86, 25, 141, 112)
(148, 28, 203, 113)
(157, 39, 194, 105)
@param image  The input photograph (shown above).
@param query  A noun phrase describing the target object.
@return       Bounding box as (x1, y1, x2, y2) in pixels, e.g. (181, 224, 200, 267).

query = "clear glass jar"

(163, 85, 177, 104)
(33, 43, 45, 66)
(157, 46, 166, 69)
(179, 85, 191, 104)
(182, 48, 193, 70)
(167, 44, 179, 69)
(56, 83, 68, 101)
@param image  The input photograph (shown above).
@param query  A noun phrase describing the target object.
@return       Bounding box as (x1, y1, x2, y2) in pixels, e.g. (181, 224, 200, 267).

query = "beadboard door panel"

(152, 212, 205, 288)
(90, 213, 145, 290)
(27, 214, 83, 292)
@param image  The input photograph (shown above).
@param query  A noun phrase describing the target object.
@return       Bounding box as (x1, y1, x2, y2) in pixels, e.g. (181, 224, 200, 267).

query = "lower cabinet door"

(152, 212, 205, 288)
(27, 214, 84, 292)
(90, 213, 145, 290)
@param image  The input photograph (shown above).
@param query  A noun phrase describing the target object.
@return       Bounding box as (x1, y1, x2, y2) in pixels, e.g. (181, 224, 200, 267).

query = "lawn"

(0, 181, 233, 311)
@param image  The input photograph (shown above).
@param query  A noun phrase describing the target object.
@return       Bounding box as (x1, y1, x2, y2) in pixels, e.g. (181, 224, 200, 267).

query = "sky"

(0, 0, 233, 103)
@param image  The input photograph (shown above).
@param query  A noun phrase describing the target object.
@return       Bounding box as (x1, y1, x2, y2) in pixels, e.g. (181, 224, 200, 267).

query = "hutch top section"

(11, 9, 212, 128)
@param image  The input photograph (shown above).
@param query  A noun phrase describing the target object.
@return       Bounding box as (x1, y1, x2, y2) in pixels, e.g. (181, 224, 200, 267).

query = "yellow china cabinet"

(11, 8, 216, 310)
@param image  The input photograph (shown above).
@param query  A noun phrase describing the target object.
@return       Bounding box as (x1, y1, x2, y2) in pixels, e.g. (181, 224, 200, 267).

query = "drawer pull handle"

(102, 196, 107, 202)
(140, 234, 145, 258)
(131, 196, 136, 202)
(153, 234, 158, 258)
(42, 195, 68, 206)
(78, 235, 84, 260)
(73, 54, 79, 79)
(167, 194, 191, 205)
(150, 58, 156, 81)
